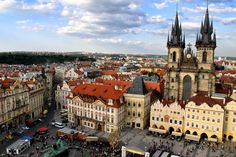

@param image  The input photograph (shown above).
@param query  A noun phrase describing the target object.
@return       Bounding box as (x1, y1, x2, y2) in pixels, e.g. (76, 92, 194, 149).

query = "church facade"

(164, 8, 216, 101)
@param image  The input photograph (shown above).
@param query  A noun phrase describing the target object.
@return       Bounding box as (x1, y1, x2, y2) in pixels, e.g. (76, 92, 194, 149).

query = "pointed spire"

(204, 7, 210, 31)
(167, 2, 185, 49)
(167, 32, 170, 43)
(196, 2, 216, 49)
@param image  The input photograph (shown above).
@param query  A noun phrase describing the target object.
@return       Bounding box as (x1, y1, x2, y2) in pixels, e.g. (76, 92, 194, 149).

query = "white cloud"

(16, 20, 46, 32)
(0, 0, 16, 12)
(219, 17, 236, 25)
(182, 3, 236, 14)
(18, 0, 56, 13)
(57, 0, 146, 38)
(154, 1, 168, 9)
(147, 15, 166, 24)
(182, 22, 200, 30)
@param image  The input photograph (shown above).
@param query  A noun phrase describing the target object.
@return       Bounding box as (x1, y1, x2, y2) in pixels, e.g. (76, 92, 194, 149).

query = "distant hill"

(0, 52, 95, 65)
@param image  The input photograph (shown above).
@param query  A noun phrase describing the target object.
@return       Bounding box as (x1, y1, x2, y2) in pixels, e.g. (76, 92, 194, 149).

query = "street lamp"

(71, 131, 74, 145)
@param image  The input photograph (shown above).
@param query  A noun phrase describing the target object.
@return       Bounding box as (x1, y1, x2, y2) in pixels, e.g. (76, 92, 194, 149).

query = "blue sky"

(0, 0, 236, 56)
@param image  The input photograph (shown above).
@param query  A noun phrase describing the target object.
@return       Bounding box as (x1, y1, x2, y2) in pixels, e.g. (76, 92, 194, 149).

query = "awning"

(172, 131, 182, 137)
(149, 127, 167, 134)
(126, 146, 145, 155)
(37, 127, 48, 133)
(86, 136, 98, 142)
(208, 137, 218, 142)
(185, 134, 200, 142)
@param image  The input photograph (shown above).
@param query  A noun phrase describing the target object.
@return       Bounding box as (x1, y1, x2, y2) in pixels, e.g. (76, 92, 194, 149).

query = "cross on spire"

(187, 43, 192, 48)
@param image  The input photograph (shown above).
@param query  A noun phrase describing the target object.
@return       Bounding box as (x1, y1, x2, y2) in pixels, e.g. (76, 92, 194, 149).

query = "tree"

(108, 130, 119, 156)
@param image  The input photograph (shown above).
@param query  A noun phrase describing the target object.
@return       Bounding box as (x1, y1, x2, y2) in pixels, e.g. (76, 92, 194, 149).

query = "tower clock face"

(187, 54, 192, 59)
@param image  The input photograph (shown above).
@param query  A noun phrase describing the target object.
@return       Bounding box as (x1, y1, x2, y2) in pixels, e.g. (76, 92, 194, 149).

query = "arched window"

(173, 51, 176, 62)
(202, 51, 207, 63)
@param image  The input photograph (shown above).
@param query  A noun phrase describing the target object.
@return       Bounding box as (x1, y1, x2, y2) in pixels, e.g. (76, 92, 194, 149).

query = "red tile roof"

(189, 93, 233, 107)
(71, 83, 125, 108)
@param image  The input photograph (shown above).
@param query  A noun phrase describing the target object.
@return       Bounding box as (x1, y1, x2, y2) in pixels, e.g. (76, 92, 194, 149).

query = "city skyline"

(0, 0, 236, 56)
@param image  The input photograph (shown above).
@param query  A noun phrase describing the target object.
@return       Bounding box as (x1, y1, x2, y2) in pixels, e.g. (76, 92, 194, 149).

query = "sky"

(0, 0, 236, 56)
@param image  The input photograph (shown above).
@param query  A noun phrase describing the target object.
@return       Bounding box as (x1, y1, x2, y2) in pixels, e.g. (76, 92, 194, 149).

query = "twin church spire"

(167, 5, 216, 49)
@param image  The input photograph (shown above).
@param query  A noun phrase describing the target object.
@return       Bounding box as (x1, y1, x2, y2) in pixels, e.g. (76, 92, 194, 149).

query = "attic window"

(104, 89, 108, 93)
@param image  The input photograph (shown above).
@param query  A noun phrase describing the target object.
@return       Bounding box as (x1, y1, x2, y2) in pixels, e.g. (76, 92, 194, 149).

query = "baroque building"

(164, 8, 216, 101)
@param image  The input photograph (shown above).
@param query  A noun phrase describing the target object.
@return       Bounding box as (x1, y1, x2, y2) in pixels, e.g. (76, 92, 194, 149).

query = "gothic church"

(164, 7, 217, 101)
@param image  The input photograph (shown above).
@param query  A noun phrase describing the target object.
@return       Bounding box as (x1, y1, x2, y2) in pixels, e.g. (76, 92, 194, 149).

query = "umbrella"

(37, 127, 48, 133)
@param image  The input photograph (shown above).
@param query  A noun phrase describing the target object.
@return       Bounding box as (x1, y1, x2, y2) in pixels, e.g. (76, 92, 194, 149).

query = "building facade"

(67, 83, 126, 133)
(0, 79, 30, 129)
(149, 100, 185, 135)
(184, 95, 225, 142)
(164, 8, 216, 101)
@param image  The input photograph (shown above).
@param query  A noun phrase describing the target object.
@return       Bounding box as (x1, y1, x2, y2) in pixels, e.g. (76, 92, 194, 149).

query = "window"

(179, 121, 182, 125)
(192, 123, 194, 127)
(136, 123, 140, 127)
(175, 120, 177, 124)
(187, 122, 189, 126)
(171, 78, 174, 82)
(138, 113, 141, 117)
(202, 75, 205, 79)
(196, 124, 198, 128)
(212, 119, 215, 122)
(202, 51, 207, 63)
(156, 117, 159, 121)
(170, 119, 172, 123)
(225, 117, 228, 121)
(138, 103, 141, 107)
(192, 115, 194, 119)
(133, 103, 136, 107)
(133, 112, 135, 117)
(233, 118, 236, 123)
(187, 114, 190, 118)
(217, 127, 219, 131)
(173, 51, 176, 62)
(161, 118, 163, 122)
(217, 119, 220, 123)
(152, 117, 154, 120)
(234, 112, 236, 115)
(128, 103, 130, 106)
(192, 109, 195, 112)
(203, 117, 205, 121)
(207, 118, 210, 121)
(202, 125, 204, 129)
(128, 112, 130, 116)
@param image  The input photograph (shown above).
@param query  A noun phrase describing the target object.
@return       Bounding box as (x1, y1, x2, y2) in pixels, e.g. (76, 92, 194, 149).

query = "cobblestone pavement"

(1, 110, 236, 157)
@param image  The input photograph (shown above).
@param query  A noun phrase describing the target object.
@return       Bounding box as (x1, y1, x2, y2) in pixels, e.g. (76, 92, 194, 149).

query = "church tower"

(164, 11, 185, 100)
(164, 5, 216, 101)
(167, 12, 185, 69)
(195, 7, 216, 94)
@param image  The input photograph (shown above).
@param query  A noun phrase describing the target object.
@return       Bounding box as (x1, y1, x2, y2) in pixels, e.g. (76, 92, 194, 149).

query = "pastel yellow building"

(184, 94, 225, 142)
(224, 100, 236, 142)
(149, 100, 185, 136)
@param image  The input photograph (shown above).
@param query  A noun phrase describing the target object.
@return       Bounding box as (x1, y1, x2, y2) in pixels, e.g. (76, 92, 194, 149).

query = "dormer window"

(108, 99, 113, 105)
